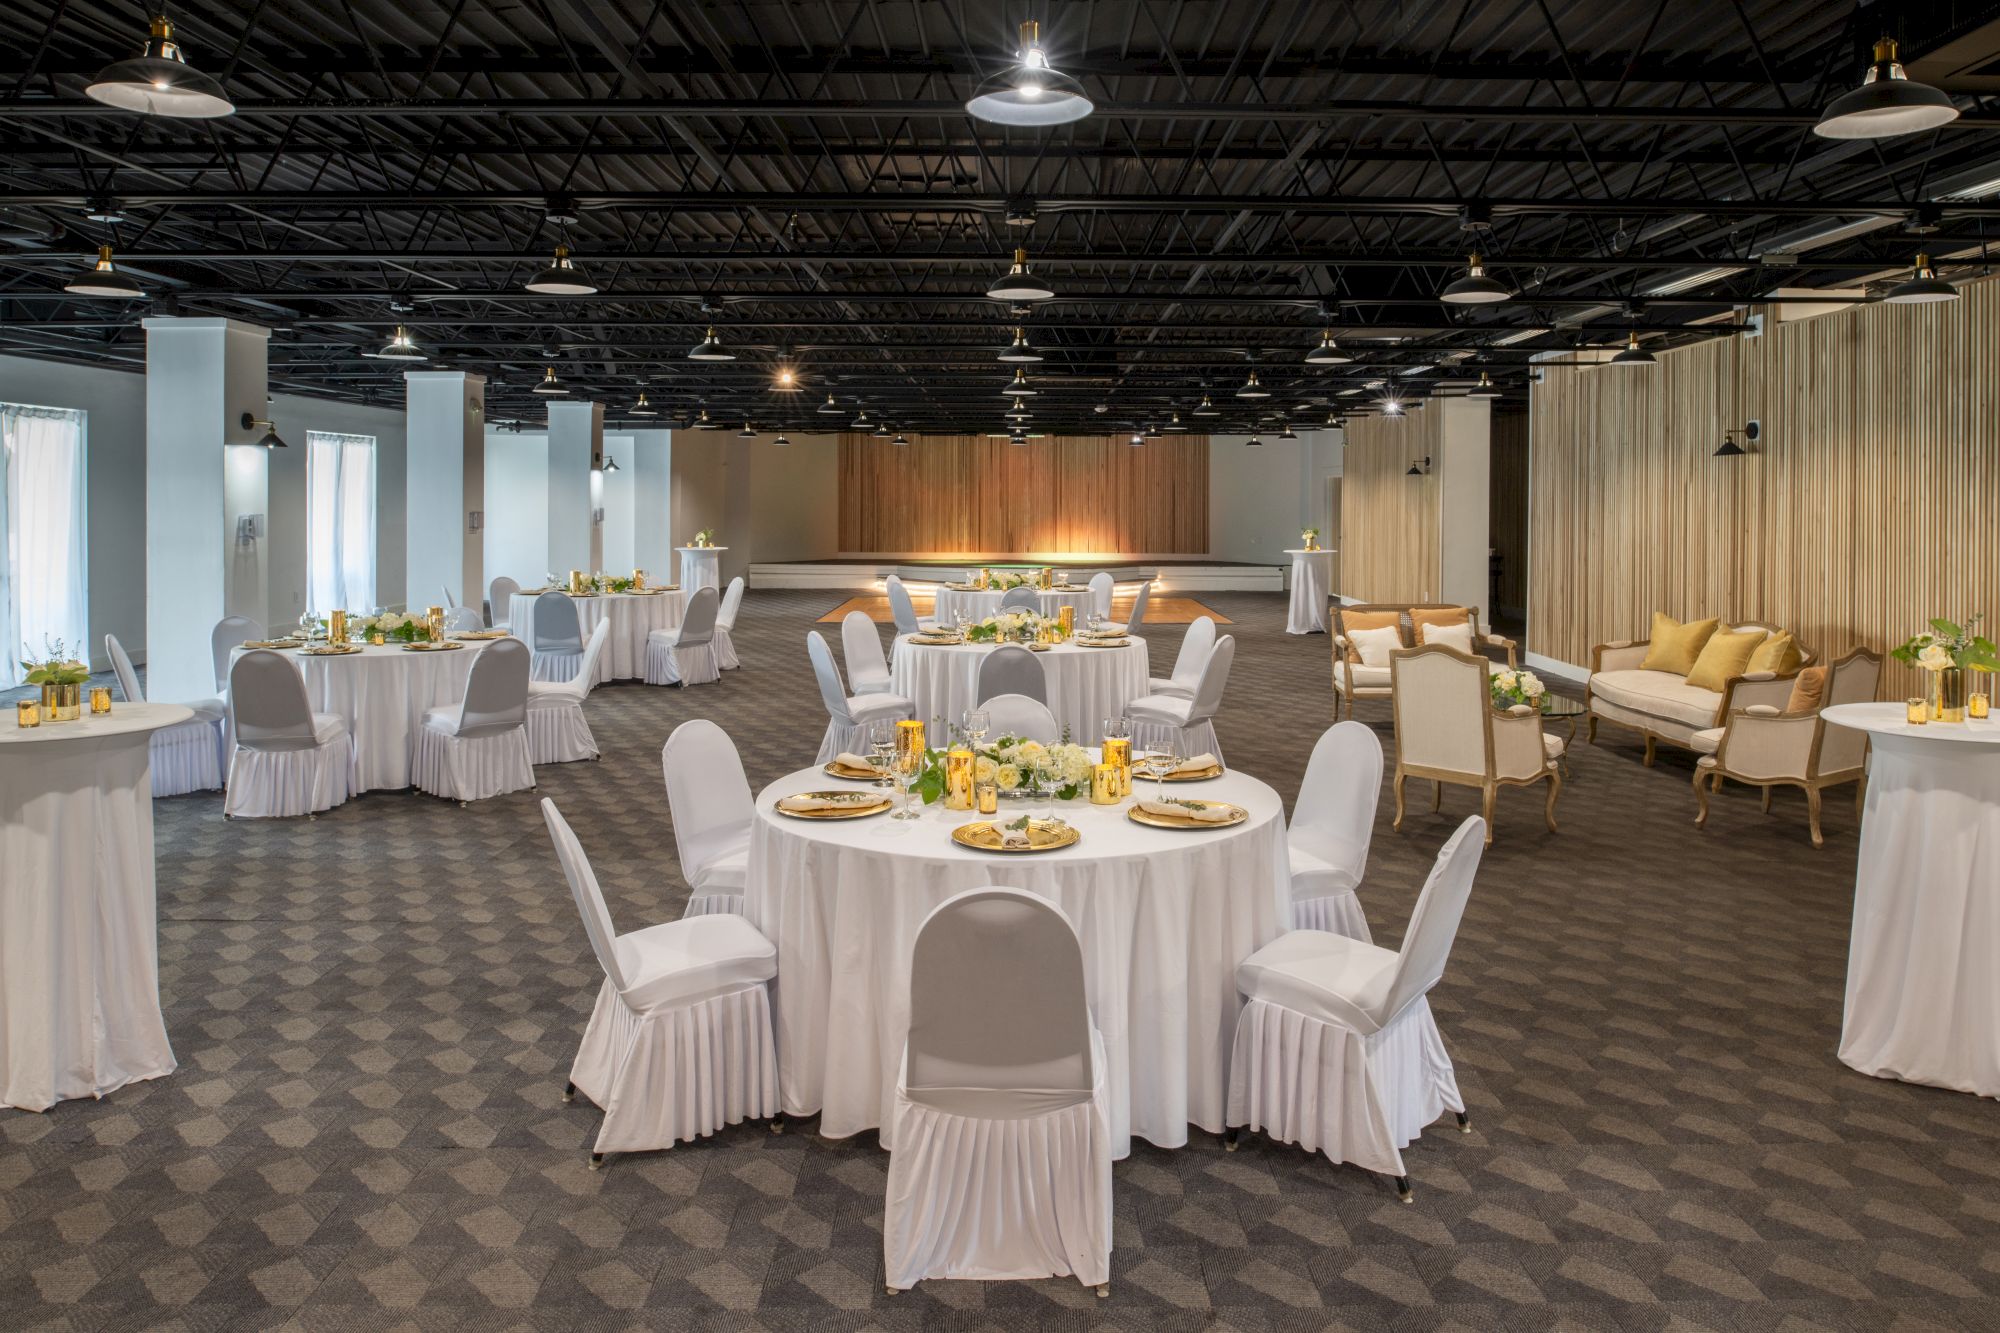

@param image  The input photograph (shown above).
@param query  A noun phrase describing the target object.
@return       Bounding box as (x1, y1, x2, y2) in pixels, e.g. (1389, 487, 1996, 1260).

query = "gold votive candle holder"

(1102, 736, 1132, 795)
(1906, 697, 1929, 725)
(371, 632, 385, 646)
(329, 609, 348, 643)
(1090, 763, 1122, 805)
(895, 719, 925, 767)
(976, 780, 999, 815)
(633, 568, 646, 589)
(90, 686, 113, 715)
(17, 700, 40, 728)
(944, 747, 975, 810)
(1972, 691, 1991, 721)
(568, 569, 585, 594)
(1058, 606, 1075, 637)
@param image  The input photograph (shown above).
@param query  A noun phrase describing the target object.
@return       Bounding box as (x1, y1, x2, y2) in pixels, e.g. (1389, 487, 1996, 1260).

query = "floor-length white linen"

(745, 765, 1290, 1157)
(570, 978, 780, 1153)
(1826, 704, 2000, 1097)
(891, 637, 1149, 743)
(1, 704, 189, 1110)
(233, 643, 485, 792)
(1285, 549, 1333, 635)
(677, 547, 725, 592)
(1, 403, 89, 688)
(511, 590, 685, 685)
(932, 586, 1095, 625)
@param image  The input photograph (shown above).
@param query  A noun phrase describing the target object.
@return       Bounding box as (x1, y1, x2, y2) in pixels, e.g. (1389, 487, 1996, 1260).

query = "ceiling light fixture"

(1129, 432, 1145, 447)
(1279, 423, 1298, 441)
(1305, 330, 1352, 365)
(1884, 251, 1959, 303)
(1609, 332, 1658, 366)
(1466, 372, 1503, 398)
(891, 432, 910, 447)
(1193, 393, 1219, 416)
(1009, 430, 1029, 446)
(630, 390, 657, 416)
(86, 13, 234, 119)
(819, 393, 840, 414)
(1002, 368, 1037, 396)
(965, 19, 1094, 127)
(64, 244, 144, 298)
(524, 244, 597, 296)
(1236, 370, 1270, 399)
(772, 434, 791, 447)
(987, 247, 1055, 301)
(1164, 411, 1187, 432)
(998, 328, 1043, 363)
(532, 366, 567, 395)
(871, 423, 891, 439)
(84, 196, 125, 224)
(1381, 397, 1405, 417)
(1440, 252, 1512, 304)
(1815, 37, 1960, 140)
(238, 413, 287, 448)
(738, 422, 756, 438)
(376, 325, 426, 361)
(693, 406, 717, 430)
(773, 361, 799, 390)
(688, 327, 735, 361)
(1246, 434, 1263, 447)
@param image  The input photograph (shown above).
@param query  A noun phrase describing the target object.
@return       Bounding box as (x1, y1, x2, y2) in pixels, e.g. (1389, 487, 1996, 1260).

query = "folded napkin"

(831, 752, 883, 772)
(1136, 797, 1234, 822)
(1171, 752, 1220, 774)
(1000, 825, 1034, 849)
(778, 791, 884, 813)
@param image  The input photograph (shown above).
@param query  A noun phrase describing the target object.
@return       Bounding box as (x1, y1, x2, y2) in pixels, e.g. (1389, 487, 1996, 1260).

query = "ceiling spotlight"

(1610, 332, 1658, 366)
(238, 412, 287, 448)
(376, 325, 426, 361)
(773, 361, 799, 390)
(1466, 372, 1503, 399)
(1005, 199, 1038, 227)
(998, 328, 1044, 363)
(891, 432, 911, 446)
(532, 366, 568, 395)
(64, 244, 145, 298)
(1440, 252, 1512, 304)
(1236, 370, 1270, 399)
(1305, 330, 1352, 365)
(772, 434, 791, 447)
(737, 422, 756, 439)
(965, 19, 1094, 127)
(987, 247, 1055, 301)
(524, 244, 597, 296)
(86, 14, 234, 118)
(1815, 37, 1960, 140)
(1905, 204, 1943, 235)
(688, 326, 735, 361)
(1381, 397, 1404, 417)
(1193, 393, 1219, 416)
(1884, 251, 1959, 303)
(84, 196, 125, 224)
(630, 390, 657, 416)
(1002, 367, 1037, 396)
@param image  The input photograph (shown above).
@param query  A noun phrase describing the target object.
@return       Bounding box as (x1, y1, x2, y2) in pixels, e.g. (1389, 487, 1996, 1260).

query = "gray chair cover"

(211, 615, 264, 693)
(977, 644, 1047, 704)
(531, 590, 583, 653)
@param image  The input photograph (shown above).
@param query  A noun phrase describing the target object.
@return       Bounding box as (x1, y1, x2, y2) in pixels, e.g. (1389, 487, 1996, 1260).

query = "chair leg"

(770, 1112, 787, 1134)
(1543, 771, 1560, 834)
(1642, 733, 1657, 767)
(1097, 1284, 1111, 1298)
(1392, 1175, 1414, 1203)
(1586, 714, 1598, 744)
(562, 1080, 576, 1104)
(1807, 786, 1824, 849)
(1223, 1127, 1241, 1152)
(1480, 785, 1496, 845)
(1392, 771, 1407, 829)
(1455, 1111, 1471, 1133)
(1760, 784, 1772, 814)
(588, 1151, 608, 1171)
(1693, 768, 1712, 827)
(1431, 780, 1442, 813)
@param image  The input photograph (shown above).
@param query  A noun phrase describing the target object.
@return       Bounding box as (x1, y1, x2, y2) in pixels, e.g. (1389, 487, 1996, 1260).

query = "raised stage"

(748, 557, 1286, 593)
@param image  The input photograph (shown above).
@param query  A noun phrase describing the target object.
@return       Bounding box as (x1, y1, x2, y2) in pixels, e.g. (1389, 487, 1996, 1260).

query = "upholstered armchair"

(1389, 643, 1559, 846)
(1691, 648, 1882, 848)
(1332, 604, 1516, 720)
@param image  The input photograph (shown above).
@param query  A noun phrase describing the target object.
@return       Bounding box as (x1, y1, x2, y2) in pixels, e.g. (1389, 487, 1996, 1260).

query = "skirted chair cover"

(442, 606, 483, 633)
(808, 629, 913, 764)
(414, 637, 534, 802)
(542, 800, 779, 1161)
(712, 577, 747, 670)
(105, 633, 225, 796)
(885, 888, 1111, 1293)
(1087, 572, 1115, 619)
(885, 575, 925, 636)
(1226, 816, 1483, 1191)
(488, 575, 521, 631)
(646, 585, 722, 687)
(1116, 578, 1153, 633)
(1290, 722, 1384, 938)
(224, 649, 353, 818)
(841, 609, 894, 695)
(440, 582, 459, 609)
(998, 586, 1040, 612)
(976, 644, 1047, 704)
(211, 615, 264, 695)
(1129, 634, 1235, 765)
(528, 590, 585, 682)
(981, 693, 1059, 744)
(526, 619, 611, 764)
(1148, 616, 1216, 698)
(662, 719, 755, 918)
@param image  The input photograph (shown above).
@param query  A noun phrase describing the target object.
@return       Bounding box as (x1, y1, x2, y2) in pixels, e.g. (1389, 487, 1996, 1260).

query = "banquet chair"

(1148, 616, 1216, 699)
(223, 650, 353, 819)
(841, 610, 894, 695)
(1289, 722, 1384, 938)
(1119, 578, 1154, 632)
(646, 586, 722, 687)
(982, 693, 1060, 744)
(885, 575, 927, 639)
(488, 575, 521, 631)
(543, 799, 780, 1167)
(527, 620, 611, 764)
(529, 590, 585, 682)
(999, 586, 1041, 612)
(442, 606, 483, 633)
(884, 888, 1111, 1296)
(440, 582, 458, 609)
(1128, 634, 1235, 765)
(1087, 572, 1115, 620)
(1390, 643, 1559, 847)
(662, 719, 755, 918)
(211, 615, 264, 694)
(808, 630, 913, 764)
(977, 644, 1047, 705)
(712, 577, 747, 670)
(105, 633, 226, 796)
(1225, 815, 1482, 1201)
(414, 636, 535, 803)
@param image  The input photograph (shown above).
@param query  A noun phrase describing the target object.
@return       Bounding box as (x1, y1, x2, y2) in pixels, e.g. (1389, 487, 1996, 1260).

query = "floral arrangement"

(23, 638, 90, 687)
(964, 610, 1050, 643)
(912, 731, 1094, 803)
(986, 570, 1034, 591)
(1301, 527, 1320, 541)
(351, 611, 432, 643)
(692, 529, 717, 547)
(1892, 615, 1998, 674)
(594, 573, 638, 594)
(1489, 667, 1548, 710)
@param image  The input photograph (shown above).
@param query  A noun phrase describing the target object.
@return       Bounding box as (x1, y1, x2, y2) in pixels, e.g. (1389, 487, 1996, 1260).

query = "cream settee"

(1586, 620, 1813, 763)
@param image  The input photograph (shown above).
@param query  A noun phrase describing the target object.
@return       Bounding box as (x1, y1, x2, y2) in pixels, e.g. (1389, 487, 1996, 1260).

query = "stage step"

(749, 561, 1286, 593)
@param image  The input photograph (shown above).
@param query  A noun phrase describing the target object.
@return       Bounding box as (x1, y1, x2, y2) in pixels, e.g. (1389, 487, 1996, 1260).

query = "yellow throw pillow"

(1409, 606, 1473, 636)
(1685, 628, 1765, 693)
(1340, 610, 1403, 663)
(1748, 630, 1801, 676)
(1638, 613, 1718, 675)
(1787, 666, 1828, 713)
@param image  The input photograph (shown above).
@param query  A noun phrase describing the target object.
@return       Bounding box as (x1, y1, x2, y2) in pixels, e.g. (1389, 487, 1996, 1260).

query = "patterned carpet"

(5, 589, 1996, 1331)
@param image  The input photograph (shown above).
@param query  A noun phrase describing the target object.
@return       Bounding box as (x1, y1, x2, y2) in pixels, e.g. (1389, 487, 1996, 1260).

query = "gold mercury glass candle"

(569, 569, 585, 594)
(1058, 606, 1074, 637)
(90, 686, 112, 715)
(1090, 763, 1122, 805)
(633, 568, 645, 589)
(1102, 736, 1132, 795)
(976, 780, 999, 815)
(945, 747, 975, 810)
(1906, 697, 1929, 725)
(329, 609, 347, 644)
(425, 605, 445, 639)
(1973, 691, 1991, 720)
(896, 719, 926, 767)
(17, 700, 39, 728)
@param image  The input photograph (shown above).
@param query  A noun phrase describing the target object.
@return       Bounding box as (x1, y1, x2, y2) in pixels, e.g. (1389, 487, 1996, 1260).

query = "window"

(306, 430, 376, 615)
(1, 403, 89, 688)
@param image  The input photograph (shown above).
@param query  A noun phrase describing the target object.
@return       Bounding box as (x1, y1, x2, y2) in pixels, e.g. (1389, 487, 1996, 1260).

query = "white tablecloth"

(746, 762, 1290, 1157)
(510, 590, 686, 684)
(1285, 549, 1334, 634)
(235, 642, 486, 792)
(891, 635, 1150, 743)
(677, 547, 725, 593)
(1826, 702, 2000, 1097)
(932, 586, 1097, 625)
(2, 704, 190, 1111)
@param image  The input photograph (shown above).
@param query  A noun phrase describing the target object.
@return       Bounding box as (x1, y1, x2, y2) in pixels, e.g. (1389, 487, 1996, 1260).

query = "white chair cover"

(542, 799, 779, 1156)
(527, 620, 610, 764)
(1148, 615, 1215, 698)
(1130, 634, 1234, 764)
(1123, 579, 1153, 631)
(105, 633, 224, 796)
(442, 606, 482, 632)
(1226, 816, 1484, 1179)
(976, 644, 1047, 704)
(645, 586, 721, 686)
(885, 575, 924, 636)
(488, 575, 521, 630)
(998, 586, 1040, 612)
(224, 650, 352, 818)
(211, 615, 264, 694)
(414, 638, 534, 802)
(663, 719, 755, 918)
(1290, 722, 1384, 939)
(529, 590, 585, 681)
(712, 576, 747, 670)
(440, 582, 458, 609)
(842, 610, 894, 695)
(1087, 572, 1114, 619)
(982, 693, 1059, 744)
(885, 888, 1111, 1291)
(808, 630, 913, 764)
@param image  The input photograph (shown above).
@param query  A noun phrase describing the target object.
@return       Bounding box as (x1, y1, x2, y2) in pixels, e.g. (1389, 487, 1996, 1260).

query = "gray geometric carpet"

(4, 590, 1997, 1330)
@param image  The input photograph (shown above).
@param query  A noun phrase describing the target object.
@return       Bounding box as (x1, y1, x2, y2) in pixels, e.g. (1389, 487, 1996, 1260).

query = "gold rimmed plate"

(402, 641, 466, 652)
(1127, 800, 1246, 830)
(451, 630, 510, 641)
(822, 759, 889, 781)
(1076, 637, 1131, 648)
(908, 635, 964, 646)
(299, 644, 361, 657)
(244, 638, 300, 650)
(775, 791, 894, 820)
(1135, 754, 1225, 782)
(951, 819, 1081, 853)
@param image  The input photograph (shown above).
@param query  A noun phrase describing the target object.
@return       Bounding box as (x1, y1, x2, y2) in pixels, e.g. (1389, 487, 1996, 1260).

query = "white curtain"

(2, 404, 89, 689)
(307, 430, 376, 615)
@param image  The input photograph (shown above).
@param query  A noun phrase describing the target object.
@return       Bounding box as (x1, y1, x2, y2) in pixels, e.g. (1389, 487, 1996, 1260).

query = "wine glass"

(890, 745, 925, 821)
(296, 611, 317, 642)
(867, 720, 898, 794)
(965, 708, 990, 751)
(1143, 747, 1182, 800)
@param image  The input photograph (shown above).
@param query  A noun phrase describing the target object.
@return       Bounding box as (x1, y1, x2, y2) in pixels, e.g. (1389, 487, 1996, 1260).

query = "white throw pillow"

(1419, 620, 1475, 654)
(1350, 625, 1404, 668)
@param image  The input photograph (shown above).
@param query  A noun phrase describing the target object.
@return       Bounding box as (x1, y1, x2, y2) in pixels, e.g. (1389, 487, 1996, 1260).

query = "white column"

(143, 316, 270, 701)
(1435, 397, 1492, 628)
(545, 399, 599, 576)
(629, 429, 674, 579)
(404, 371, 485, 611)
(599, 433, 637, 571)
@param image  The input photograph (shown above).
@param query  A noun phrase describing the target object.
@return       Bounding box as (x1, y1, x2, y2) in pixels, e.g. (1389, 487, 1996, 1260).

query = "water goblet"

(868, 721, 899, 794)
(890, 747, 925, 820)
(966, 708, 990, 751)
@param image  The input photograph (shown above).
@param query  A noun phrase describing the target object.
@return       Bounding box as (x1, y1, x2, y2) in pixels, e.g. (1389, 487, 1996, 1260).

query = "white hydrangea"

(1918, 642, 1953, 671)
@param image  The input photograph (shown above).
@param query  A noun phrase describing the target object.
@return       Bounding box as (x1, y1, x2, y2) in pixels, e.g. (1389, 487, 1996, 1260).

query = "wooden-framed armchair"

(1389, 643, 1559, 847)
(1333, 603, 1517, 720)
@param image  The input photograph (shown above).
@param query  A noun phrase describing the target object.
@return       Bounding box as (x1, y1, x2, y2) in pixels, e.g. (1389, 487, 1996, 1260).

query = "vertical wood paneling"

(1339, 411, 1441, 601)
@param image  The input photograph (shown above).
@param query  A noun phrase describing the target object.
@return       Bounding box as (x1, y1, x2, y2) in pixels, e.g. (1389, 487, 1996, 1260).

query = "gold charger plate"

(951, 819, 1081, 853)
(402, 641, 466, 652)
(775, 791, 894, 820)
(1127, 800, 1247, 830)
(1076, 637, 1131, 648)
(1026, 642, 1052, 652)
(1135, 754, 1225, 782)
(822, 760, 887, 781)
(451, 630, 510, 641)
(244, 639, 299, 649)
(908, 635, 964, 646)
(299, 644, 361, 657)
(626, 588, 668, 596)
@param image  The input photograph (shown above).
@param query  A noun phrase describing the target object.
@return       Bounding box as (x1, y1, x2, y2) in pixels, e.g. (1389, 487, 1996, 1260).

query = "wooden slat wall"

(836, 434, 1209, 555)
(1339, 411, 1440, 601)
(1528, 277, 2000, 695)
(1489, 408, 1530, 616)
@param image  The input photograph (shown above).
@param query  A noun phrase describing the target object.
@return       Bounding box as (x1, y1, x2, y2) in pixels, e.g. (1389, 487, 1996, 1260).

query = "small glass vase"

(41, 681, 82, 722)
(1931, 667, 1968, 723)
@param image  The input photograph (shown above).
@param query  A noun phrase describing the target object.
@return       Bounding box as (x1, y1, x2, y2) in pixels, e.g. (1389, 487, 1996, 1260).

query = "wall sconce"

(592, 507, 605, 526)
(238, 412, 287, 448)
(1406, 455, 1431, 477)
(1714, 420, 1759, 458)
(235, 513, 263, 546)
(467, 510, 483, 533)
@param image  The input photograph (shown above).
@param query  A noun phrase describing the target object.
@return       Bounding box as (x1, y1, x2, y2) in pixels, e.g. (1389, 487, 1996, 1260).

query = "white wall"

(483, 430, 549, 587)
(600, 433, 636, 570)
(1207, 429, 1343, 565)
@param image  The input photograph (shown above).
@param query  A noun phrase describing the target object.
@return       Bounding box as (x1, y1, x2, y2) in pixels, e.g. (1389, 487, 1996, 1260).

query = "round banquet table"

(1285, 549, 1334, 634)
(510, 589, 686, 685)
(2, 703, 191, 1111)
(891, 634, 1150, 744)
(1825, 702, 2000, 1097)
(677, 546, 725, 593)
(234, 641, 487, 792)
(746, 762, 1291, 1157)
(931, 585, 1097, 625)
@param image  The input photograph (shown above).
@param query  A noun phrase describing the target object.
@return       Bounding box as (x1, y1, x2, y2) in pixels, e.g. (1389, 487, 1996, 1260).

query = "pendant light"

(1245, 434, 1264, 448)
(871, 422, 891, 438)
(688, 327, 735, 361)
(891, 432, 911, 447)
(1278, 422, 1298, 441)
(773, 361, 799, 390)
(1192, 393, 1219, 416)
(1380, 395, 1404, 417)
(376, 326, 426, 361)
(1884, 252, 1958, 303)
(998, 327, 1043, 362)
(1304, 330, 1352, 365)
(1128, 432, 1146, 447)
(1466, 372, 1503, 398)
(64, 244, 145, 298)
(987, 248, 1055, 301)
(1815, 38, 1960, 140)
(1146, 424, 1163, 439)
(630, 390, 657, 416)
(532, 366, 567, 395)
(85, 14, 234, 119)
(852, 406, 875, 429)
(238, 413, 287, 448)
(965, 20, 1094, 127)
(737, 422, 756, 438)
(1008, 430, 1029, 447)
(1002, 368, 1037, 396)
(1236, 369, 1270, 398)
(1440, 252, 1512, 304)
(1609, 332, 1658, 366)
(818, 393, 841, 414)
(524, 244, 597, 295)
(692, 406, 716, 430)
(1164, 410, 1186, 432)
(772, 434, 791, 447)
